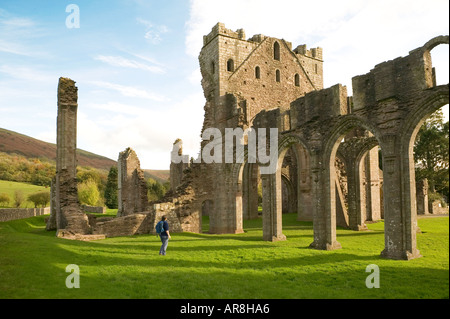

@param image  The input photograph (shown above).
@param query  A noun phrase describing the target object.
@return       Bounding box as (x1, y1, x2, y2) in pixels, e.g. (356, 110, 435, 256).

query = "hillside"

(0, 128, 116, 171)
(143, 169, 170, 184)
(0, 128, 170, 182)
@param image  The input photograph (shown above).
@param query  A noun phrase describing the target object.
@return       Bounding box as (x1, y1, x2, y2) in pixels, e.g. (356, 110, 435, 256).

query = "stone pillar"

(45, 176, 57, 230)
(297, 168, 313, 221)
(416, 179, 429, 215)
(261, 171, 286, 242)
(117, 148, 148, 217)
(242, 163, 259, 220)
(309, 157, 341, 250)
(170, 139, 190, 192)
(380, 137, 421, 260)
(365, 147, 382, 221)
(346, 157, 367, 231)
(48, 77, 90, 235)
(208, 163, 244, 234)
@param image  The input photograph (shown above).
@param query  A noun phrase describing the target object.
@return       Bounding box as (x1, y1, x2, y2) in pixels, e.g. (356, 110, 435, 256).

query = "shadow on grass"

(1, 215, 449, 299)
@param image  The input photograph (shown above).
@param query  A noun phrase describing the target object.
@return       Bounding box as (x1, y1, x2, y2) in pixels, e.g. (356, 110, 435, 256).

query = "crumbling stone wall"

(117, 147, 148, 217)
(0, 207, 50, 222)
(170, 139, 190, 192)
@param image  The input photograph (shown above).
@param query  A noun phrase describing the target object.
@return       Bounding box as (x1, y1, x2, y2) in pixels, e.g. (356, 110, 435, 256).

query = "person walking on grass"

(157, 216, 171, 256)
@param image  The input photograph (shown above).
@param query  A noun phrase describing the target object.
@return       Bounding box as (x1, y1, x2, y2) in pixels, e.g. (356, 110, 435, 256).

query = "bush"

(14, 190, 25, 208)
(78, 179, 100, 206)
(0, 193, 10, 207)
(27, 191, 50, 208)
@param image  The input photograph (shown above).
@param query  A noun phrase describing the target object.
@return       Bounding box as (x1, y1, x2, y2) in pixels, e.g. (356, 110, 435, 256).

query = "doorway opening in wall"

(242, 162, 262, 223)
(201, 199, 214, 233)
(412, 43, 449, 217)
(331, 125, 384, 243)
(412, 106, 449, 216)
(273, 139, 312, 241)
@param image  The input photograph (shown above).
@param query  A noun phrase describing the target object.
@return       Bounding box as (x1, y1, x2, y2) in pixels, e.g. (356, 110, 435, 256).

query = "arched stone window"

(211, 61, 215, 74)
(276, 69, 281, 82)
(295, 73, 300, 86)
(274, 41, 280, 61)
(255, 66, 261, 79)
(227, 59, 234, 72)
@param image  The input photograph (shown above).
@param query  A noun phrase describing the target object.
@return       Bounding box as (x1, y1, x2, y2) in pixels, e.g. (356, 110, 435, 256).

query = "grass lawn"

(0, 213, 448, 299)
(0, 180, 50, 208)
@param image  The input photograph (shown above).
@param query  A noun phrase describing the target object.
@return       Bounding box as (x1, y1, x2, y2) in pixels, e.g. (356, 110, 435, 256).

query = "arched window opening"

(429, 44, 449, 87)
(295, 74, 300, 87)
(274, 41, 280, 61)
(255, 66, 261, 79)
(211, 61, 215, 74)
(276, 69, 281, 82)
(227, 59, 234, 72)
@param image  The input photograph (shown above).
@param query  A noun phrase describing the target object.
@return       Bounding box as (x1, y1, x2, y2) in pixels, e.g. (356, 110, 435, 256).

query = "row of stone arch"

(204, 36, 449, 260)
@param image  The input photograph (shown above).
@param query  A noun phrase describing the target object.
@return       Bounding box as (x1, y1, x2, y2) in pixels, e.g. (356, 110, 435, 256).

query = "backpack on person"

(155, 220, 165, 236)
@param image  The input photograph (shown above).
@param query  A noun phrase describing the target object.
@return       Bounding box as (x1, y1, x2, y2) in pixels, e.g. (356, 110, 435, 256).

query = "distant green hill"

(0, 127, 116, 171)
(0, 127, 169, 183)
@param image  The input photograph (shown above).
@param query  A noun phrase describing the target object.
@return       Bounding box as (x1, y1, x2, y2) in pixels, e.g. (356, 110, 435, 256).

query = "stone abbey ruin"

(46, 23, 449, 260)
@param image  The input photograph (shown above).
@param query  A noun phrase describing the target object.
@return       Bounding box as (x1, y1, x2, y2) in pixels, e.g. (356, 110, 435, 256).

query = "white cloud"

(0, 65, 55, 83)
(89, 81, 168, 102)
(89, 101, 147, 116)
(186, 0, 449, 92)
(137, 17, 169, 45)
(185, 0, 364, 57)
(0, 39, 33, 56)
(94, 55, 165, 74)
(77, 93, 205, 169)
(187, 68, 202, 85)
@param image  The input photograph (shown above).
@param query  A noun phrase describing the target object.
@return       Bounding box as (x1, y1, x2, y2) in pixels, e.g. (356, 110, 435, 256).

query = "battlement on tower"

(202, 23, 322, 61)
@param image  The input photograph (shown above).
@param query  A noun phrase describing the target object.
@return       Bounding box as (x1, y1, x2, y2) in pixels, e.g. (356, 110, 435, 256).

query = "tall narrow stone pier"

(46, 77, 91, 236)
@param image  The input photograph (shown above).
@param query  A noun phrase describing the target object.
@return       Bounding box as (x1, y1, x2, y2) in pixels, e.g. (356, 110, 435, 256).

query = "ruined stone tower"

(194, 22, 323, 234)
(199, 22, 323, 132)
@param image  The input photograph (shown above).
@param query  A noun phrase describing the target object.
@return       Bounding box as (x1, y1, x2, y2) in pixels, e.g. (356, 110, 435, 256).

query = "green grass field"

(0, 180, 49, 208)
(0, 213, 448, 299)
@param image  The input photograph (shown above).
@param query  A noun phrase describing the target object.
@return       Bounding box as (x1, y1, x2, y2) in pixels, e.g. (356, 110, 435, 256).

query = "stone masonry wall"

(117, 147, 148, 217)
(0, 207, 50, 222)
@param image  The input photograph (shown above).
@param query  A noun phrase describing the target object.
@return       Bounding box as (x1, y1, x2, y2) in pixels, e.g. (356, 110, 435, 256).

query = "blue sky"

(0, 0, 449, 169)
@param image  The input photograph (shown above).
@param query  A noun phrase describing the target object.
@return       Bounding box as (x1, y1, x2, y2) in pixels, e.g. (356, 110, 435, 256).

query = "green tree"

(78, 179, 100, 206)
(27, 191, 50, 208)
(104, 166, 118, 209)
(414, 109, 449, 200)
(147, 178, 166, 202)
(13, 190, 25, 208)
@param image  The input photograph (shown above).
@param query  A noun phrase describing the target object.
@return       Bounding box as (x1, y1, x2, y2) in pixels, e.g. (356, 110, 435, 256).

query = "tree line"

(0, 152, 170, 208)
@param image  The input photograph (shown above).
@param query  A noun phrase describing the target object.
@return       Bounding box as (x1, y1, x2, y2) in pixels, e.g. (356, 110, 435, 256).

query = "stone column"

(346, 157, 367, 231)
(50, 77, 90, 235)
(170, 139, 190, 192)
(365, 147, 382, 221)
(261, 171, 286, 242)
(309, 155, 341, 250)
(117, 148, 148, 217)
(242, 163, 259, 220)
(416, 179, 429, 215)
(380, 137, 421, 260)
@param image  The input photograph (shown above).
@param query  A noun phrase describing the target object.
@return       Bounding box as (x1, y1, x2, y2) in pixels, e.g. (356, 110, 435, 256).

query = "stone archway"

(260, 134, 311, 242)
